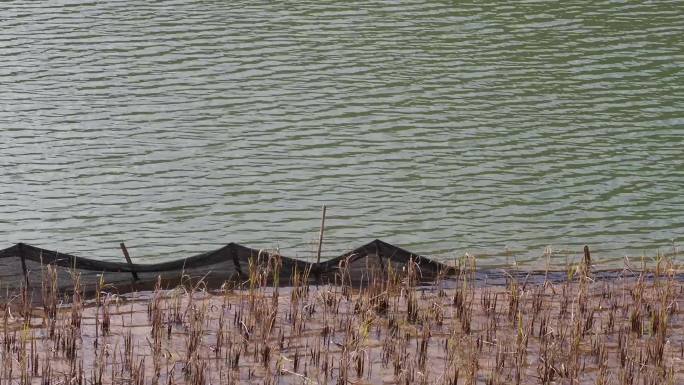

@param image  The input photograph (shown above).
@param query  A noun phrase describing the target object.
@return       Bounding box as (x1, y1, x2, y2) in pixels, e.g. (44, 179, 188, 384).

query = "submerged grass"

(0, 251, 683, 384)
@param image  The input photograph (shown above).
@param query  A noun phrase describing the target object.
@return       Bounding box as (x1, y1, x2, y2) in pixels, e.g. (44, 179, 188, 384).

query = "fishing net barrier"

(2, 240, 676, 303)
(0, 240, 455, 299)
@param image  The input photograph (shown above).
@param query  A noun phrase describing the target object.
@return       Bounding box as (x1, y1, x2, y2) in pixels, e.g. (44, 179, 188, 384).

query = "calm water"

(1, 1, 682, 266)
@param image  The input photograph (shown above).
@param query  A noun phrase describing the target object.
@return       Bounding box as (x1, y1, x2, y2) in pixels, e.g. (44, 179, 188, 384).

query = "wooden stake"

(120, 242, 139, 281)
(583, 245, 591, 266)
(316, 205, 326, 264)
(583, 245, 592, 275)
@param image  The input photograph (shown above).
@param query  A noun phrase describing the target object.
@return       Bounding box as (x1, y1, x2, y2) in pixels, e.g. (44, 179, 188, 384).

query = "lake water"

(1, 1, 682, 267)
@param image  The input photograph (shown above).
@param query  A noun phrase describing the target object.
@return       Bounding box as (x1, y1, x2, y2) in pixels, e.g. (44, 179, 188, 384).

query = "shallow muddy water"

(3, 270, 683, 385)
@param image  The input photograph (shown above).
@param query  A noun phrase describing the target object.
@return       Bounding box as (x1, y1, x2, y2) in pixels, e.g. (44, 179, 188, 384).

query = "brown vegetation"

(0, 252, 682, 384)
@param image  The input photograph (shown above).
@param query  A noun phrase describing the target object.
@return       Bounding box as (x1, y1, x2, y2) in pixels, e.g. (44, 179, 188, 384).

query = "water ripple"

(0, 1, 682, 266)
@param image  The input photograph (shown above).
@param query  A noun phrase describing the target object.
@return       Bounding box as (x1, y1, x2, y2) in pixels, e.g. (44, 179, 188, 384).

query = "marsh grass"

(0, 251, 682, 384)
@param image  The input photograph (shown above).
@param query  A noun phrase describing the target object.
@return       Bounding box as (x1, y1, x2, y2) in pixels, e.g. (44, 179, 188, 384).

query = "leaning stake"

(120, 242, 139, 281)
(316, 205, 327, 264)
